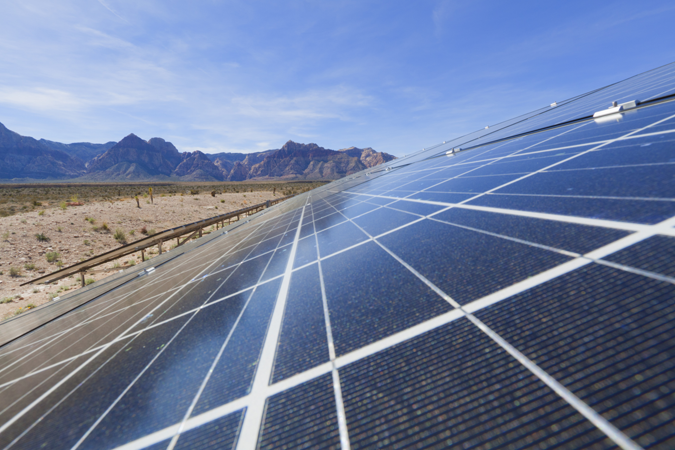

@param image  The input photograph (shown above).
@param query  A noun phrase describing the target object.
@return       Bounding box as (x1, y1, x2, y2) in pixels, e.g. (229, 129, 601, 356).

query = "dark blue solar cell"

(247, 234, 284, 259)
(469, 193, 675, 224)
(193, 278, 281, 415)
(76, 292, 250, 448)
(360, 195, 396, 206)
(299, 221, 315, 239)
(476, 264, 675, 448)
(386, 199, 448, 216)
(278, 228, 298, 247)
(378, 219, 571, 305)
(340, 317, 613, 450)
(434, 208, 631, 254)
(316, 221, 369, 256)
(495, 165, 675, 199)
(352, 206, 419, 237)
(260, 245, 291, 282)
(145, 268, 236, 323)
(0, 317, 190, 450)
(293, 236, 318, 269)
(174, 410, 244, 450)
(313, 211, 347, 232)
(272, 264, 329, 383)
(429, 173, 523, 193)
(548, 135, 675, 170)
(258, 374, 340, 449)
(421, 162, 484, 180)
(389, 177, 450, 191)
(340, 202, 380, 219)
(466, 151, 585, 176)
(322, 241, 452, 356)
(209, 251, 274, 301)
(0, 351, 92, 427)
(405, 191, 476, 204)
(603, 235, 675, 279)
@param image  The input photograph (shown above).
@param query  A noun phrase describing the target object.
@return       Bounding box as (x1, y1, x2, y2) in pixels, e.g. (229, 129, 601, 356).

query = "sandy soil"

(0, 190, 276, 320)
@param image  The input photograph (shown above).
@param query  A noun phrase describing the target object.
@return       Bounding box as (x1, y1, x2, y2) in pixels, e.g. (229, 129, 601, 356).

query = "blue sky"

(1, 0, 674, 156)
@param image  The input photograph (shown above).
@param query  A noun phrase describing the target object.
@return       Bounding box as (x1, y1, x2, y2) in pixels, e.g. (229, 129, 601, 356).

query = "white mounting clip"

(593, 100, 639, 118)
(550, 102, 557, 107)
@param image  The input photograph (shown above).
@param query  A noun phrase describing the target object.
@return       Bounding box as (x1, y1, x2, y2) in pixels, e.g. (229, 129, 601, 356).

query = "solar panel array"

(1, 63, 675, 450)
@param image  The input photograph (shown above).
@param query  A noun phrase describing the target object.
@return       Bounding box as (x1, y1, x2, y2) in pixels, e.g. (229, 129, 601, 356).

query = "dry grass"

(0, 181, 325, 320)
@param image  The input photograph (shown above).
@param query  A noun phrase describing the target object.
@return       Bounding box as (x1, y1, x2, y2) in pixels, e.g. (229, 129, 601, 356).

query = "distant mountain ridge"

(0, 122, 395, 181)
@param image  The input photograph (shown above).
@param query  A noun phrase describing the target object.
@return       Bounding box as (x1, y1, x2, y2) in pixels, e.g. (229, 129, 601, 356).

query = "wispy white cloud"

(96, 0, 128, 23)
(0, 87, 87, 112)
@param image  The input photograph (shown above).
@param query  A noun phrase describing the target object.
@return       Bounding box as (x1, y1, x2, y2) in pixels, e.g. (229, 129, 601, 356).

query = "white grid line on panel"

(7, 81, 672, 450)
(0, 247, 217, 387)
(107, 213, 675, 450)
(0, 217, 273, 445)
(0, 248, 297, 394)
(235, 199, 308, 450)
(166, 208, 303, 450)
(310, 199, 352, 450)
(70, 209, 295, 450)
(320, 191, 647, 450)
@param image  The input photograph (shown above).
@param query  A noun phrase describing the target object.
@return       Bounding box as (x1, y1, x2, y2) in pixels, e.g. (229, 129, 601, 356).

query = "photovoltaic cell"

(2, 64, 675, 450)
(476, 264, 675, 449)
(258, 374, 340, 449)
(340, 317, 614, 449)
(174, 410, 244, 450)
(378, 219, 572, 304)
(603, 235, 675, 278)
(271, 264, 329, 383)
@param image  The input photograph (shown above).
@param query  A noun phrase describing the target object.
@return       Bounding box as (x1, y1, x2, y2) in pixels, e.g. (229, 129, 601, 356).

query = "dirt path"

(0, 190, 276, 320)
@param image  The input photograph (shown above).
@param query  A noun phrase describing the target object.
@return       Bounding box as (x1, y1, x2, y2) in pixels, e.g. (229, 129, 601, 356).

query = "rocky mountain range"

(0, 121, 395, 181)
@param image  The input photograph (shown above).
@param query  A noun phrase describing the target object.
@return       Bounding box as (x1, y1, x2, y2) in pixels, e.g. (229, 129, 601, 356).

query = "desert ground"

(0, 182, 323, 320)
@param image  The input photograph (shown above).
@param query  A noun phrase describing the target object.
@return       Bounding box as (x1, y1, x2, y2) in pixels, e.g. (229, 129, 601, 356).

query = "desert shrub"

(129, 230, 135, 236)
(140, 226, 148, 235)
(128, 260, 136, 266)
(147, 229, 156, 236)
(113, 229, 127, 244)
(101, 222, 109, 232)
(57, 226, 62, 232)
(46, 251, 60, 263)
(2, 231, 8, 240)
(33, 288, 39, 293)
(21, 219, 27, 224)
(33, 200, 42, 206)
(9, 266, 21, 277)
(36, 233, 49, 242)
(1, 297, 13, 304)
(26, 304, 36, 310)
(190, 189, 199, 195)
(56, 261, 64, 268)
(38, 210, 45, 216)
(85, 278, 95, 285)
(113, 261, 121, 269)
(24, 263, 35, 270)
(84, 239, 90, 245)
(60, 201, 67, 210)
(86, 217, 95, 224)
(220, 199, 225, 203)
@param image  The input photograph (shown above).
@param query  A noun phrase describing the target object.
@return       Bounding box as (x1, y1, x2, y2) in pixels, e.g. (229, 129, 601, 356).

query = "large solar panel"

(1, 63, 675, 449)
